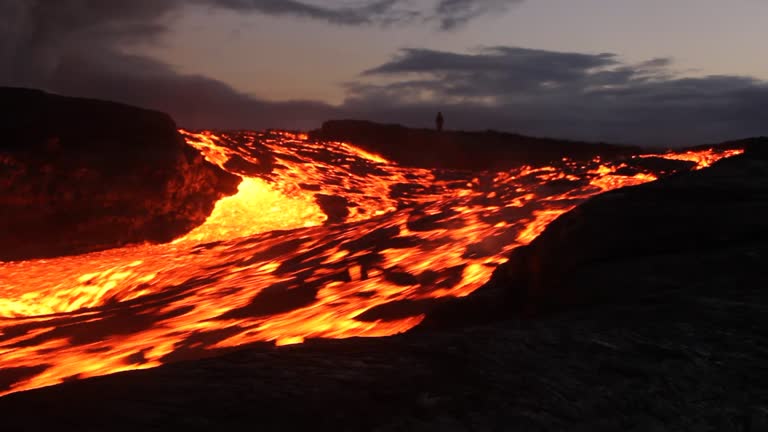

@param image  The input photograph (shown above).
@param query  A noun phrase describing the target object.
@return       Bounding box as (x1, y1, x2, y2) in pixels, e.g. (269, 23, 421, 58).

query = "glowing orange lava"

(639, 148, 745, 169)
(0, 130, 742, 396)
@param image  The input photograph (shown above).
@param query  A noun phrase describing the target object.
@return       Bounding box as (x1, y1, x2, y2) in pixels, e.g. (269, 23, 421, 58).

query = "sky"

(1, 0, 767, 146)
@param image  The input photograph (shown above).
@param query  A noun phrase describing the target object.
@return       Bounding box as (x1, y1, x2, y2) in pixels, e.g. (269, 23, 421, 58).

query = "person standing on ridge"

(436, 111, 444, 132)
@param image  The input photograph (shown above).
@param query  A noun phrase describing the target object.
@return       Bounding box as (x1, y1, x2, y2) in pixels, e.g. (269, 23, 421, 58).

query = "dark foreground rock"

(310, 120, 639, 170)
(0, 276, 766, 431)
(0, 88, 240, 261)
(0, 141, 766, 431)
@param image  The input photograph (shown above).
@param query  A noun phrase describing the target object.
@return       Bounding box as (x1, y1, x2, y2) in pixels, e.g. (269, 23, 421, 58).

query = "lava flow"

(0, 130, 743, 396)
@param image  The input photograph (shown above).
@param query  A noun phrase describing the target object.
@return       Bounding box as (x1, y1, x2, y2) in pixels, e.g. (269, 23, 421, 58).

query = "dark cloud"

(0, 0, 177, 85)
(433, 0, 524, 30)
(205, 0, 519, 28)
(206, 0, 410, 26)
(0, 0, 372, 130)
(47, 50, 339, 130)
(361, 47, 623, 96)
(0, 0, 516, 132)
(348, 47, 768, 145)
(1, 1, 766, 145)
(364, 47, 619, 75)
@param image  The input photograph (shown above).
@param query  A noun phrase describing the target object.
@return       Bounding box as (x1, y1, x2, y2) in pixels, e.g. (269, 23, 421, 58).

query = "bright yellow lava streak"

(176, 177, 327, 244)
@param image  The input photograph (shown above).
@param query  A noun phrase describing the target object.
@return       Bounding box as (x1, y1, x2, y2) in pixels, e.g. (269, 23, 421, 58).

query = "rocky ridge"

(0, 88, 240, 261)
(310, 119, 640, 170)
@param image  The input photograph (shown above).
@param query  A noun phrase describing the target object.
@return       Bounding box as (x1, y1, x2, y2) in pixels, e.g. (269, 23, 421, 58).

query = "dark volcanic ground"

(310, 120, 640, 170)
(1, 147, 767, 431)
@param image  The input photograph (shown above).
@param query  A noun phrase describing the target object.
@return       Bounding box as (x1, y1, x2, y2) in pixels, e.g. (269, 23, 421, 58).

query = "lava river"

(0, 130, 743, 396)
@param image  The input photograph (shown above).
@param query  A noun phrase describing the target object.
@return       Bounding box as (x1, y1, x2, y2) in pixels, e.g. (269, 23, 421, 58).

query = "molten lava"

(0, 130, 743, 396)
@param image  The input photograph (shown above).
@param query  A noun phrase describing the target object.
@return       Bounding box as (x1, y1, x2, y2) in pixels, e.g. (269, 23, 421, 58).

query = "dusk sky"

(2, 0, 767, 145)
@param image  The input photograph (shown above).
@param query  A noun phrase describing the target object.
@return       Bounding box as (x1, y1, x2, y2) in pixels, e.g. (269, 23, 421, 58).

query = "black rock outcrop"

(310, 119, 639, 170)
(0, 88, 240, 261)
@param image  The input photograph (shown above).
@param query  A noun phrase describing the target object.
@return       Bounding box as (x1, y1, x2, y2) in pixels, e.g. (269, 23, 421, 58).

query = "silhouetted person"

(436, 111, 444, 132)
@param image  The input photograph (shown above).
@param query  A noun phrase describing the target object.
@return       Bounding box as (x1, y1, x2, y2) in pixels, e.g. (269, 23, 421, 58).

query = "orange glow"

(0, 130, 741, 396)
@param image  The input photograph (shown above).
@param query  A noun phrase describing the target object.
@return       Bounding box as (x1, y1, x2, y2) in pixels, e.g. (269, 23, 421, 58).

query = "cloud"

(361, 47, 623, 96)
(0, 0, 518, 132)
(0, 0, 380, 130)
(205, 0, 520, 28)
(202, 0, 410, 26)
(47, 50, 340, 131)
(346, 47, 768, 145)
(0, 0, 177, 85)
(433, 0, 524, 30)
(2, 1, 766, 145)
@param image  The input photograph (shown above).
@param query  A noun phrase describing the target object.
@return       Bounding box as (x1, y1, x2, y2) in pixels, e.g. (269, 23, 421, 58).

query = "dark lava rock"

(353, 298, 445, 322)
(619, 155, 696, 176)
(315, 193, 350, 224)
(310, 119, 639, 170)
(0, 88, 240, 261)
